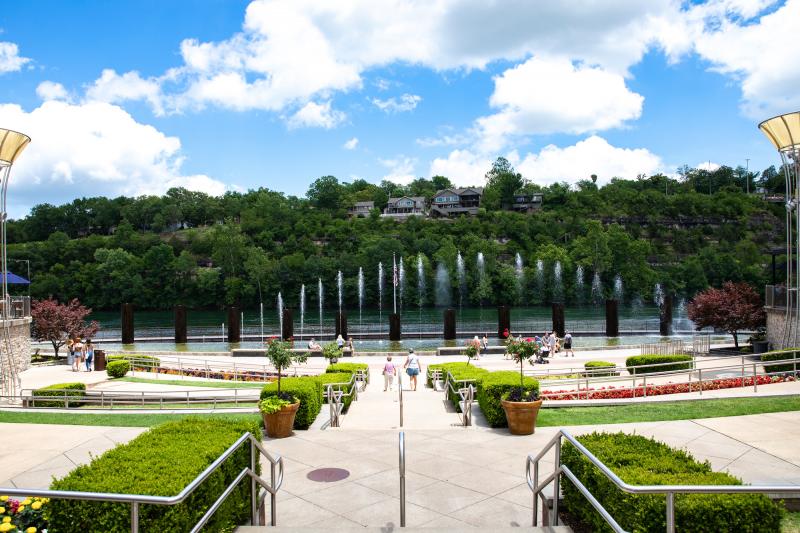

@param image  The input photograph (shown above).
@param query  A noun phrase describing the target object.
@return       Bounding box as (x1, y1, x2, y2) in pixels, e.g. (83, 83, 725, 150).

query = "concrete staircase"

(237, 527, 572, 532)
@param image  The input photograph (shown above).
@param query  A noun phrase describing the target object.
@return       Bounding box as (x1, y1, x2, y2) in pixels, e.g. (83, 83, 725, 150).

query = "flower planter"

(262, 401, 300, 438)
(501, 398, 543, 435)
(752, 341, 769, 354)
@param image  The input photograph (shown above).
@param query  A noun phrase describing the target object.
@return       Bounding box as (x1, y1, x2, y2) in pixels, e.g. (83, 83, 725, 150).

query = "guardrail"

(526, 428, 800, 532)
(324, 370, 366, 428)
(431, 369, 476, 427)
(121, 354, 318, 382)
(17, 387, 261, 409)
(0, 431, 284, 532)
(0, 295, 30, 319)
(399, 431, 406, 528)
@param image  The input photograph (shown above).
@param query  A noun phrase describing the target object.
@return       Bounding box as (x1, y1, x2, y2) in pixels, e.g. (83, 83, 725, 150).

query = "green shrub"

(625, 355, 693, 374)
(326, 362, 369, 380)
(585, 360, 619, 377)
(561, 432, 783, 533)
(315, 372, 356, 411)
(48, 418, 260, 533)
(476, 371, 539, 427)
(31, 382, 86, 408)
(107, 354, 161, 369)
(761, 350, 800, 373)
(261, 377, 321, 429)
(106, 360, 130, 378)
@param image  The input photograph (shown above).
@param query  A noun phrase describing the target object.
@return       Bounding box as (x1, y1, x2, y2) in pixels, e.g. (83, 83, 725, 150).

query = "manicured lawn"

(783, 511, 800, 533)
(0, 410, 261, 427)
(117, 377, 267, 388)
(537, 395, 800, 427)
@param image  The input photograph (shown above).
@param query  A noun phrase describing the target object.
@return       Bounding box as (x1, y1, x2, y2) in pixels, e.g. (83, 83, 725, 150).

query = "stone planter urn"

(501, 399, 544, 435)
(262, 402, 300, 438)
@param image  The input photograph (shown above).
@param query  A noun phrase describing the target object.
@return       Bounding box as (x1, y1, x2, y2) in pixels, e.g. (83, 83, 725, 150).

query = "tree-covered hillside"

(7, 158, 784, 311)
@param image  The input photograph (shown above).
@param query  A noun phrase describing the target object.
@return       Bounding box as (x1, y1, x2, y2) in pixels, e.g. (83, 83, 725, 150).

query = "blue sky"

(0, 0, 797, 217)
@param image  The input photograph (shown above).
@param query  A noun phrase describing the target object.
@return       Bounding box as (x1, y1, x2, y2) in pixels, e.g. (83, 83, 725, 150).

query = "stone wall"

(0, 317, 32, 374)
(766, 307, 800, 350)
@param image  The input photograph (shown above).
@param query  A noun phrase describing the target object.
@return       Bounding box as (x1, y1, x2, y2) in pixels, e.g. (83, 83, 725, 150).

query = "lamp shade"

(759, 111, 800, 152)
(0, 128, 30, 165)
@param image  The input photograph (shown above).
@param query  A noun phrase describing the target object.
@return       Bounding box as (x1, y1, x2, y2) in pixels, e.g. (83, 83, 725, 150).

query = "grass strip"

(118, 377, 267, 388)
(537, 395, 800, 427)
(0, 410, 260, 427)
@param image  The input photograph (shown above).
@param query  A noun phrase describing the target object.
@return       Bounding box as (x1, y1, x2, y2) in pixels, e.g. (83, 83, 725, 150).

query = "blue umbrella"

(2, 271, 30, 284)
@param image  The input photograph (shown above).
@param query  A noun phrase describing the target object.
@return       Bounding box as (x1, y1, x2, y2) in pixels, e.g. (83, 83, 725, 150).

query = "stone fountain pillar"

(174, 305, 187, 344)
(605, 299, 619, 337)
(121, 303, 134, 345)
(552, 303, 565, 337)
(227, 306, 241, 343)
(282, 308, 294, 341)
(335, 311, 348, 339)
(389, 313, 402, 340)
(443, 308, 456, 340)
(497, 305, 511, 338)
(660, 293, 673, 336)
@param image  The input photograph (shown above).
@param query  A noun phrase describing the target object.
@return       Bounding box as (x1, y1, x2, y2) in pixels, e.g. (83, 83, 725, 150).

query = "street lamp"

(759, 111, 800, 348)
(0, 127, 31, 399)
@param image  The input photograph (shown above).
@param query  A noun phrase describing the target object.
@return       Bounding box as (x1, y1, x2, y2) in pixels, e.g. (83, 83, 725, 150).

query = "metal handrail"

(526, 428, 800, 532)
(399, 371, 404, 427)
(441, 370, 478, 426)
(399, 431, 406, 527)
(17, 387, 260, 410)
(119, 354, 319, 382)
(324, 371, 363, 428)
(0, 432, 285, 532)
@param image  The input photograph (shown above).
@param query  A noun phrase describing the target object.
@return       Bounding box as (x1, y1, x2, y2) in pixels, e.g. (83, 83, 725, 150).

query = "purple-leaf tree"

(31, 298, 100, 357)
(687, 282, 765, 349)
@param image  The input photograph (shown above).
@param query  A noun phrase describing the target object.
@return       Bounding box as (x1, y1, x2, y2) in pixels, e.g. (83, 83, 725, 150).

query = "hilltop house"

(382, 196, 427, 219)
(506, 193, 544, 213)
(347, 201, 374, 218)
(430, 187, 483, 217)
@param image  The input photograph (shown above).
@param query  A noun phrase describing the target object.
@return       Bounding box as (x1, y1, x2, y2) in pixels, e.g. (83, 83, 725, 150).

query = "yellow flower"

(30, 502, 41, 511)
(0, 496, 6, 502)
(0, 507, 4, 514)
(15, 506, 23, 513)
(21, 499, 30, 506)
(0, 523, 12, 532)
(26, 528, 36, 533)
(1, 517, 9, 523)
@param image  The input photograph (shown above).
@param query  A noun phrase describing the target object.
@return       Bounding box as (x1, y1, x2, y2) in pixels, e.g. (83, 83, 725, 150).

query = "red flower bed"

(130, 365, 275, 382)
(543, 374, 795, 400)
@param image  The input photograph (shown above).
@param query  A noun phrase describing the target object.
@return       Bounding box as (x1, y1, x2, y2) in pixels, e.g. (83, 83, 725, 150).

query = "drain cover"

(307, 468, 350, 482)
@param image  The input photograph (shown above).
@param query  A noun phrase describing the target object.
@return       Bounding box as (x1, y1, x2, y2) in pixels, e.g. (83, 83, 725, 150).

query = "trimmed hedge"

(106, 360, 130, 378)
(316, 372, 356, 411)
(585, 361, 619, 377)
(562, 432, 783, 533)
(761, 350, 800, 373)
(48, 418, 261, 532)
(476, 371, 540, 427)
(260, 377, 321, 429)
(107, 354, 162, 369)
(432, 362, 489, 409)
(625, 355, 693, 375)
(326, 362, 369, 380)
(32, 382, 86, 407)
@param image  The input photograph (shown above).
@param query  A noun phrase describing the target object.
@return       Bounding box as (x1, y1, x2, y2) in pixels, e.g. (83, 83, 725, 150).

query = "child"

(383, 355, 396, 392)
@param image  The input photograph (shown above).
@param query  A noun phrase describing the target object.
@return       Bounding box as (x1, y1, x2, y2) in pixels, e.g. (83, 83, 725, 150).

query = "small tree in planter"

(263, 340, 308, 438)
(323, 342, 342, 364)
(502, 336, 543, 435)
(687, 282, 765, 349)
(464, 338, 481, 365)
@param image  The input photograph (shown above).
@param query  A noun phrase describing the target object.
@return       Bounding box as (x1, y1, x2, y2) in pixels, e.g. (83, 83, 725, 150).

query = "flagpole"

(393, 253, 397, 314)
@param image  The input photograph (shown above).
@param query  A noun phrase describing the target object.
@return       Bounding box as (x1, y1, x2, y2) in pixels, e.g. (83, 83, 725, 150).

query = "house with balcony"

(430, 187, 483, 217)
(382, 196, 427, 219)
(347, 201, 374, 218)
(505, 193, 543, 213)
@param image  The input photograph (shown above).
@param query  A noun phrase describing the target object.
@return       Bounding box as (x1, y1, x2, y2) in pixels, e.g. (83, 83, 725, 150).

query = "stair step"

(237, 527, 572, 532)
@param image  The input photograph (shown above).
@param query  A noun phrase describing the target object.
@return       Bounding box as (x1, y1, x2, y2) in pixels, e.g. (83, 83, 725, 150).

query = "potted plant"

(749, 327, 769, 354)
(262, 340, 307, 438)
(323, 342, 343, 364)
(464, 338, 480, 365)
(502, 336, 544, 435)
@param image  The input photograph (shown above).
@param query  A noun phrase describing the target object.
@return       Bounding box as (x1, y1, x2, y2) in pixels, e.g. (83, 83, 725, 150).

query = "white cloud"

(0, 100, 225, 217)
(85, 69, 164, 115)
(429, 136, 662, 187)
(287, 100, 345, 129)
(371, 93, 421, 113)
(379, 156, 417, 185)
(514, 136, 663, 185)
(692, 0, 800, 117)
(343, 137, 359, 150)
(696, 161, 721, 171)
(474, 57, 643, 151)
(0, 42, 29, 74)
(36, 81, 70, 102)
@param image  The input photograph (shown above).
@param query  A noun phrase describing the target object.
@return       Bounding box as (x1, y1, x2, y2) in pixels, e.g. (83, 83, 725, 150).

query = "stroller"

(532, 337, 550, 364)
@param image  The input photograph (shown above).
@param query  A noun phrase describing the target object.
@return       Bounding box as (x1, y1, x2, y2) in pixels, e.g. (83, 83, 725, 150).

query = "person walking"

(346, 337, 355, 356)
(383, 355, 396, 392)
(548, 332, 557, 358)
(336, 334, 345, 349)
(404, 349, 421, 391)
(564, 331, 574, 357)
(67, 338, 76, 372)
(73, 337, 84, 372)
(84, 339, 95, 371)
(541, 332, 550, 358)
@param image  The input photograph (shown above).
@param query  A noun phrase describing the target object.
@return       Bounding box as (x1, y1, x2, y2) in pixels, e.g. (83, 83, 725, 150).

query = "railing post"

(399, 432, 406, 528)
(741, 357, 746, 386)
(271, 461, 277, 526)
(753, 363, 758, 392)
(698, 369, 702, 396)
(551, 437, 561, 526)
(250, 439, 259, 526)
(532, 459, 539, 526)
(65, 391, 69, 409)
(131, 501, 139, 533)
(179, 359, 183, 378)
(666, 492, 675, 533)
(643, 375, 647, 398)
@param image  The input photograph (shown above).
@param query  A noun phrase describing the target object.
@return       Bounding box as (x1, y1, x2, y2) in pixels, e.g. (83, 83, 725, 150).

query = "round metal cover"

(307, 467, 350, 482)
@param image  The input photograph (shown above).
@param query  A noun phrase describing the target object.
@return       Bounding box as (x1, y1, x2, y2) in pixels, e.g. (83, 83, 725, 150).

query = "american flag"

(392, 255, 398, 287)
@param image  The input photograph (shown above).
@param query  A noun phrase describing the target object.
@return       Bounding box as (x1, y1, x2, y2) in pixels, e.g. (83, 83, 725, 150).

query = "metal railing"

(431, 369, 476, 426)
(121, 354, 319, 382)
(0, 432, 284, 532)
(324, 371, 366, 428)
(399, 431, 406, 528)
(0, 295, 30, 319)
(399, 372, 404, 427)
(526, 428, 800, 532)
(17, 387, 261, 409)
